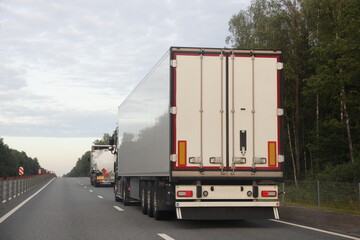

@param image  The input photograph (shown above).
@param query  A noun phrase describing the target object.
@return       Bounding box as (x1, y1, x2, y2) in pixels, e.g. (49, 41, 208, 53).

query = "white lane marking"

(158, 233, 175, 240)
(97, 195, 103, 199)
(271, 219, 360, 240)
(89, 190, 93, 192)
(84, 186, 87, 189)
(0, 178, 55, 224)
(113, 206, 124, 212)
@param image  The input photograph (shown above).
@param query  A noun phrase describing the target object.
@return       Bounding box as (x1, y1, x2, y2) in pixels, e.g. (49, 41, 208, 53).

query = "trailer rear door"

(171, 48, 283, 176)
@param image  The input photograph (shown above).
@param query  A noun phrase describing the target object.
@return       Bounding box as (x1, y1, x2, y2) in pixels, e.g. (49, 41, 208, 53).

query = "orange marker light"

(268, 142, 277, 167)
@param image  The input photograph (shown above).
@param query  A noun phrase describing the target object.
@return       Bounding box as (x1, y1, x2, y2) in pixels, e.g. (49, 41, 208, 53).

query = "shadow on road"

(171, 219, 272, 230)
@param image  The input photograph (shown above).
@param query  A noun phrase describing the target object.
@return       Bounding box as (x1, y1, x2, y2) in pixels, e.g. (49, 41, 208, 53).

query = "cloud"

(0, 66, 27, 91)
(0, 0, 249, 138)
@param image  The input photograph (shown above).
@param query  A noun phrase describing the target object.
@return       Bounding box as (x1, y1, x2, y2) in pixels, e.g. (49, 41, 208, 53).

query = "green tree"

(93, 133, 111, 145)
(64, 151, 91, 177)
(303, 0, 360, 168)
(226, 0, 311, 182)
(226, 0, 360, 182)
(0, 138, 46, 177)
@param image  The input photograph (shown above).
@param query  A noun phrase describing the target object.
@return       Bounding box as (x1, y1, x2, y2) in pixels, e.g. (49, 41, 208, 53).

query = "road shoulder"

(279, 205, 360, 238)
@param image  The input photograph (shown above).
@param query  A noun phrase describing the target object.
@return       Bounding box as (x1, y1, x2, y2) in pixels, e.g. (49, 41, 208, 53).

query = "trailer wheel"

(147, 181, 154, 217)
(140, 182, 148, 214)
(90, 174, 95, 185)
(115, 195, 122, 202)
(153, 187, 162, 220)
(114, 181, 122, 202)
(122, 178, 131, 206)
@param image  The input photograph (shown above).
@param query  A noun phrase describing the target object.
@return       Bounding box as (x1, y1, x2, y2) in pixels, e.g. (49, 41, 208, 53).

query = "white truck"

(113, 47, 284, 220)
(90, 145, 115, 187)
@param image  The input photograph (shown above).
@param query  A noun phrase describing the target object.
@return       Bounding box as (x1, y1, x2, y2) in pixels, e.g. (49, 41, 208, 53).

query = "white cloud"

(0, 0, 249, 138)
(0, 0, 250, 175)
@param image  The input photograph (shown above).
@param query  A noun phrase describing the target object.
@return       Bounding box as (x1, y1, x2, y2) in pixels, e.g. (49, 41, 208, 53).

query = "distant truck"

(90, 145, 115, 187)
(113, 47, 284, 220)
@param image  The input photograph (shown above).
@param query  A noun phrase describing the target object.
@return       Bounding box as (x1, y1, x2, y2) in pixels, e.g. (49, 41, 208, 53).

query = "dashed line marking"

(158, 233, 175, 240)
(113, 206, 124, 212)
(97, 195, 103, 199)
(89, 190, 93, 192)
(84, 186, 87, 189)
(270, 219, 360, 240)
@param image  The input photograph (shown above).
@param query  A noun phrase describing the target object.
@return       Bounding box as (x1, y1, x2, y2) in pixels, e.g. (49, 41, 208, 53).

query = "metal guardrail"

(0, 174, 56, 205)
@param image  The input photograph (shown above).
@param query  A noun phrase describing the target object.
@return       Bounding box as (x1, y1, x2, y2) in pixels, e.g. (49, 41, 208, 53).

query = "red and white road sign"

(19, 166, 24, 176)
(38, 169, 42, 174)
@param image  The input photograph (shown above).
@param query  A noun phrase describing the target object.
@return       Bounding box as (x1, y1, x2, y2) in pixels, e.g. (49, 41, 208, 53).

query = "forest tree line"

(0, 138, 45, 178)
(227, 0, 360, 182)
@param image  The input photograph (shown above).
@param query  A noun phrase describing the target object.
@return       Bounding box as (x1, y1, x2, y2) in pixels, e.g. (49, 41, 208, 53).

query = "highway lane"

(0, 177, 357, 240)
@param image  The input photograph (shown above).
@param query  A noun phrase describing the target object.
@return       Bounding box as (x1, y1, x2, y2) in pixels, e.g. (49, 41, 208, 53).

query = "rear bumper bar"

(175, 201, 279, 220)
(176, 205, 279, 220)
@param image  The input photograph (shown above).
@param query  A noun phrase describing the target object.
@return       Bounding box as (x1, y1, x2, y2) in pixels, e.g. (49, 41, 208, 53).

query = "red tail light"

(261, 191, 277, 197)
(177, 191, 193, 197)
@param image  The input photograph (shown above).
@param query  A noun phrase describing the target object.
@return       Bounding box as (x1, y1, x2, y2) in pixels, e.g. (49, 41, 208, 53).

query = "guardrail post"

(282, 182, 285, 203)
(16, 177, 19, 197)
(6, 179, 9, 202)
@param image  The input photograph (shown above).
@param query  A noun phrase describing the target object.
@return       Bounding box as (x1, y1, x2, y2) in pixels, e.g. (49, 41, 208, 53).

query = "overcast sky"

(0, 0, 249, 176)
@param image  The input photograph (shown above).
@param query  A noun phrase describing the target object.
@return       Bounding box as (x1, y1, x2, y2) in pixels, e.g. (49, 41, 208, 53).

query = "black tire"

(122, 178, 131, 206)
(153, 187, 162, 220)
(90, 174, 94, 185)
(114, 181, 122, 202)
(115, 195, 122, 202)
(140, 182, 148, 214)
(147, 181, 154, 217)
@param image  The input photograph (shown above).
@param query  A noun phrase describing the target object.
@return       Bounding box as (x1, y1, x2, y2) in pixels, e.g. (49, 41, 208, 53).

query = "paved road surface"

(0, 177, 357, 240)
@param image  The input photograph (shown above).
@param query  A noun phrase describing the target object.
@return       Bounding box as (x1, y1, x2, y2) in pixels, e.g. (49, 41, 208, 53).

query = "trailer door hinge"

(276, 62, 283, 70)
(277, 108, 284, 116)
(170, 154, 177, 163)
(277, 155, 284, 163)
(171, 60, 177, 68)
(170, 106, 177, 114)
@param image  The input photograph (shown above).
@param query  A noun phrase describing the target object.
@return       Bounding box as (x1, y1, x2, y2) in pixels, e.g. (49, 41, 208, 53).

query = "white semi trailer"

(114, 47, 284, 220)
(90, 145, 115, 187)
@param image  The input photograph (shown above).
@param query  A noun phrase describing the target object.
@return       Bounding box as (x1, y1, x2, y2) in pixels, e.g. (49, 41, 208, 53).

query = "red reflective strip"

(261, 191, 277, 197)
(177, 191, 193, 197)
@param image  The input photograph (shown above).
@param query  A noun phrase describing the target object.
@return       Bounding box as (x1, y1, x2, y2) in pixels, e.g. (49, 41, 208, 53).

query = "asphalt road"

(0, 177, 357, 240)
